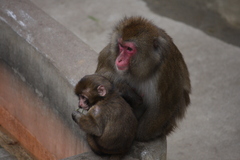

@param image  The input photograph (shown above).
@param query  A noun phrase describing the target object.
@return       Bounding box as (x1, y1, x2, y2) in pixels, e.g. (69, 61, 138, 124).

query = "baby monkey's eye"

(80, 95, 87, 100)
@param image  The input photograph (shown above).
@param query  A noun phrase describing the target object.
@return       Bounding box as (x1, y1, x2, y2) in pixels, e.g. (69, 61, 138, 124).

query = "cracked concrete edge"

(0, 0, 97, 134)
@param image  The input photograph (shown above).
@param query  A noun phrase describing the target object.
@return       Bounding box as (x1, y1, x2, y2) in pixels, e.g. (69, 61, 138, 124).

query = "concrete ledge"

(0, 0, 166, 159)
(0, 0, 96, 158)
(0, 0, 97, 126)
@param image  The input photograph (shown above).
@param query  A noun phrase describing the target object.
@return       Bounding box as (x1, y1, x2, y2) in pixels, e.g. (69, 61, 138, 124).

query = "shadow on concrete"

(143, 0, 240, 47)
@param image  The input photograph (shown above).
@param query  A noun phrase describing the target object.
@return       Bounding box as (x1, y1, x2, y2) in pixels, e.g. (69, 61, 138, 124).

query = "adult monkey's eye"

(127, 47, 133, 51)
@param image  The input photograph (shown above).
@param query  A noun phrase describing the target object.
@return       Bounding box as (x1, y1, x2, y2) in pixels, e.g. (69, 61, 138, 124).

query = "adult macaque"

(72, 74, 138, 156)
(95, 16, 191, 141)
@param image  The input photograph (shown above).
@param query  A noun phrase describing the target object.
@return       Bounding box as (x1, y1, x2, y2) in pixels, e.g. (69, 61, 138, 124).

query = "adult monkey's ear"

(97, 85, 107, 97)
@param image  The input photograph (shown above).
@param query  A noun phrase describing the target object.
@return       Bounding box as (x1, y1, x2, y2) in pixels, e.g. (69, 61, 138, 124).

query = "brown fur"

(95, 16, 191, 141)
(72, 74, 138, 156)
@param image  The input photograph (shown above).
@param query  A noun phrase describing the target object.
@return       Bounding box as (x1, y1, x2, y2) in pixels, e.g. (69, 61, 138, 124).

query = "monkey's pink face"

(79, 95, 90, 110)
(116, 38, 137, 71)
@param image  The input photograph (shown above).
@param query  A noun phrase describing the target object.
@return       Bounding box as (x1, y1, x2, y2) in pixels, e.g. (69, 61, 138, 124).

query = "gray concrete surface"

(143, 0, 240, 47)
(29, 1, 240, 160)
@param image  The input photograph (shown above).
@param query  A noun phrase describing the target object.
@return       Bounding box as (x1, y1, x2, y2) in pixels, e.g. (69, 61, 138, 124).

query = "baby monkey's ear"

(97, 85, 107, 97)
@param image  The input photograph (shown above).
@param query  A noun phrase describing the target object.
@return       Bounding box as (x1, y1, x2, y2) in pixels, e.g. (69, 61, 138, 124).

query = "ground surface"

(143, 0, 240, 47)
(30, 1, 240, 160)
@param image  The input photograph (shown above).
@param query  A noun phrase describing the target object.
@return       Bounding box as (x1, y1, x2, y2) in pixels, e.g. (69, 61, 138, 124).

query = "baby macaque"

(72, 74, 138, 157)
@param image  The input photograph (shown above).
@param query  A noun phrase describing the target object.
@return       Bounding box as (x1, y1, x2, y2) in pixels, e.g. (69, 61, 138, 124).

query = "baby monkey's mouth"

(79, 105, 90, 111)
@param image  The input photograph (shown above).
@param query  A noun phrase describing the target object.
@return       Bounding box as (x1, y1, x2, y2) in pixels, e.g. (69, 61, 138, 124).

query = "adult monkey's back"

(95, 16, 191, 141)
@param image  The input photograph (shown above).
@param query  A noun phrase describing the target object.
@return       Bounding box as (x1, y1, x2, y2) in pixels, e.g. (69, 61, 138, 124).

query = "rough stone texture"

(30, 0, 240, 160)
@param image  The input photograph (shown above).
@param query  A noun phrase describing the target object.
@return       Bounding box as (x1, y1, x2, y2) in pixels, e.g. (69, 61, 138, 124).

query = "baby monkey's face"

(78, 94, 90, 111)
